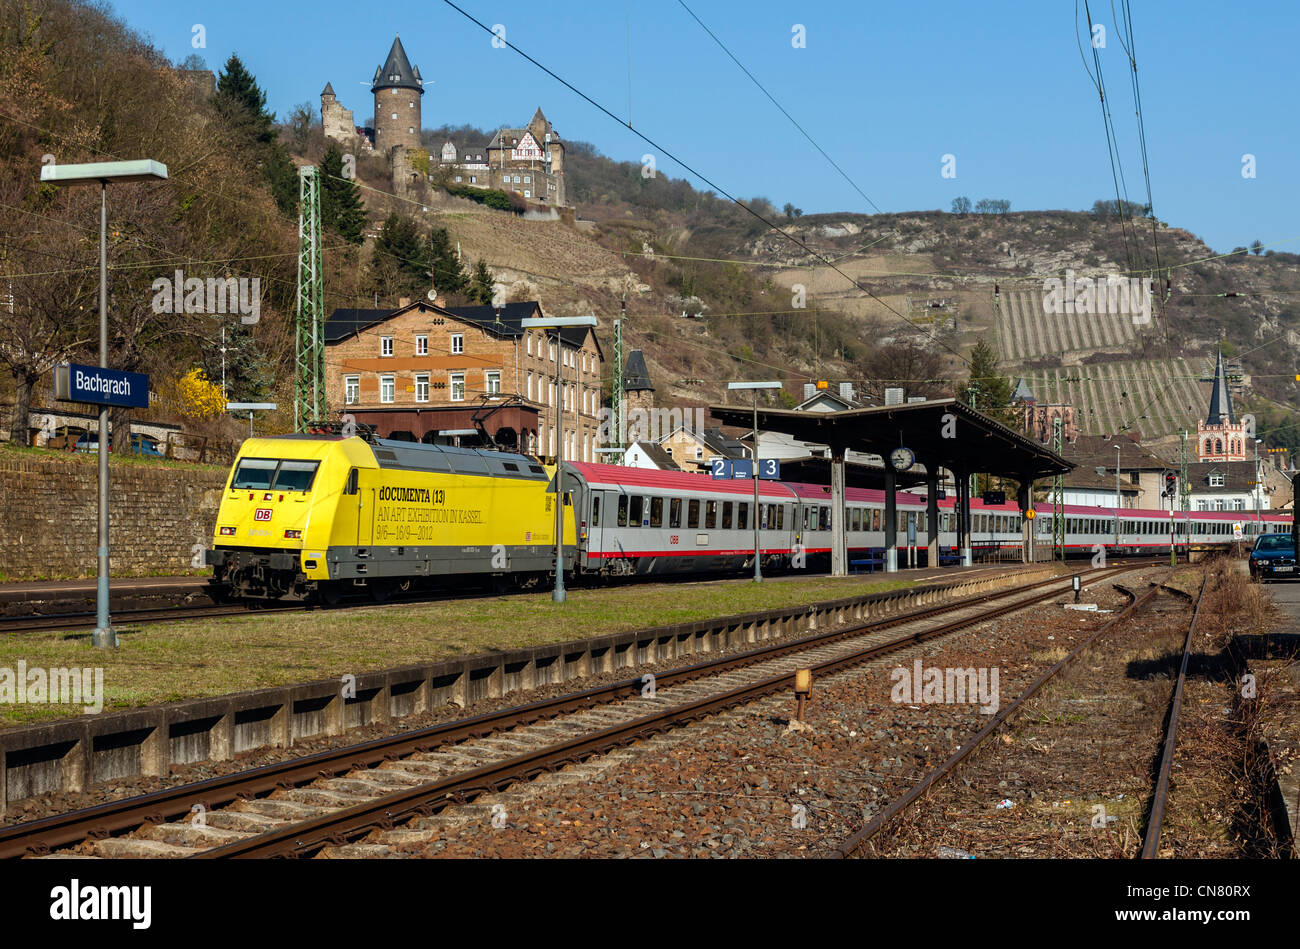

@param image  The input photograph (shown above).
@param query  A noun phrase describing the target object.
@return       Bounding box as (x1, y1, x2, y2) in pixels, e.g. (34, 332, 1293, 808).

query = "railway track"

(0, 563, 1149, 859)
(1140, 575, 1210, 859)
(832, 569, 1204, 858)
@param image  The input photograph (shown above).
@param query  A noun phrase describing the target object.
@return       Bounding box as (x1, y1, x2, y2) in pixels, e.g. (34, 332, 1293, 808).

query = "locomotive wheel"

(369, 579, 396, 603)
(318, 581, 345, 606)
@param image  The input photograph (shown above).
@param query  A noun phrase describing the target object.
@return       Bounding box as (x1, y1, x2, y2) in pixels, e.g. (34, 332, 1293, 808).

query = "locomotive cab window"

(232, 458, 320, 492)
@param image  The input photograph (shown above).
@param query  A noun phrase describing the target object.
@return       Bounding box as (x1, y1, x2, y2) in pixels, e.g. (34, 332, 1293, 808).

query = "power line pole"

(295, 165, 325, 432)
(1052, 416, 1065, 562)
(611, 294, 625, 463)
(1180, 429, 1190, 562)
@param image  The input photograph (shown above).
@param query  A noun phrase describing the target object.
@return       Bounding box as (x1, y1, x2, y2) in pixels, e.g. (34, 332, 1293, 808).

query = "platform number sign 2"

(711, 458, 729, 479)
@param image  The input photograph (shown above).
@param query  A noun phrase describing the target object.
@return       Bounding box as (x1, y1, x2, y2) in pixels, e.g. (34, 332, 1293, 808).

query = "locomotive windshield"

(232, 458, 320, 492)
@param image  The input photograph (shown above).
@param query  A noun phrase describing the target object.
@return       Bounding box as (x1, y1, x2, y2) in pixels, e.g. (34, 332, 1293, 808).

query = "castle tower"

(1197, 347, 1249, 462)
(320, 82, 356, 146)
(623, 350, 654, 417)
(371, 34, 423, 156)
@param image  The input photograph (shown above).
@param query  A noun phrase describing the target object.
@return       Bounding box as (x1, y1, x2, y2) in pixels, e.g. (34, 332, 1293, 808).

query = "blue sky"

(112, 0, 1296, 254)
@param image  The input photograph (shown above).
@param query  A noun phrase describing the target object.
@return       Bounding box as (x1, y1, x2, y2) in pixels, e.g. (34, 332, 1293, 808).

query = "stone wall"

(0, 455, 227, 579)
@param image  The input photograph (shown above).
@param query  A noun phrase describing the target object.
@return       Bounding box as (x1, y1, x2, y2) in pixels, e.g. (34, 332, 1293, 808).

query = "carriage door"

(586, 489, 606, 559)
(356, 481, 374, 549)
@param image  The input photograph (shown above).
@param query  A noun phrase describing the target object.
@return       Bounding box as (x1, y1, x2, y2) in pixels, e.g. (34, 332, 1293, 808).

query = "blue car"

(1249, 532, 1297, 581)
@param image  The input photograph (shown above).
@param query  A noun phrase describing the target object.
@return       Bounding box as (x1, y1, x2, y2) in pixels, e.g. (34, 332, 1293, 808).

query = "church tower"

(371, 35, 424, 156)
(1197, 347, 1248, 462)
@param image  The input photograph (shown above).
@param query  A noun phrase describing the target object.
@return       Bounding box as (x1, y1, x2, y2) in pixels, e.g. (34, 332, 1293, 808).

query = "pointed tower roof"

(372, 34, 423, 94)
(624, 350, 653, 392)
(1011, 377, 1035, 403)
(1206, 347, 1236, 424)
(321, 81, 336, 97)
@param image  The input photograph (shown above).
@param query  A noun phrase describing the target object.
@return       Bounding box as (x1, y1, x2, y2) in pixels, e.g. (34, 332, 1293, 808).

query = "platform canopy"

(709, 397, 1072, 483)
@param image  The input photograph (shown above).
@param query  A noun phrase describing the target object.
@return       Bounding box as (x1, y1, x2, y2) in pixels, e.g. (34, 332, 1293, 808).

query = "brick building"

(439, 108, 568, 206)
(370, 34, 424, 156)
(324, 301, 603, 461)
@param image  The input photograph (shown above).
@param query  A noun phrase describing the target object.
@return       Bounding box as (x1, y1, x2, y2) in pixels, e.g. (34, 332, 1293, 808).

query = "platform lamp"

(728, 381, 782, 582)
(40, 159, 168, 648)
(521, 315, 598, 603)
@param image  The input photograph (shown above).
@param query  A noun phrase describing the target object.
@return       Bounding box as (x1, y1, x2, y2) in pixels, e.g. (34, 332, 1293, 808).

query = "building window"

(527, 335, 533, 356)
(391, 112, 398, 120)
(549, 341, 556, 361)
(470, 176, 476, 183)
(344, 376, 359, 405)
(527, 372, 533, 400)
(485, 371, 500, 395)
(381, 336, 393, 357)
(523, 175, 531, 183)
(408, 127, 414, 134)
(451, 334, 463, 354)
(450, 373, 465, 402)
(1209, 473, 1225, 487)
(415, 373, 429, 403)
(513, 175, 521, 183)
(415, 335, 428, 356)
(380, 375, 395, 404)
(455, 176, 462, 183)
(409, 101, 414, 108)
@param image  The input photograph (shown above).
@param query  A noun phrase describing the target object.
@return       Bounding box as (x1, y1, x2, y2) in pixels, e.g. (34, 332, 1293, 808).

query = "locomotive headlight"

(284, 529, 302, 539)
(219, 526, 236, 536)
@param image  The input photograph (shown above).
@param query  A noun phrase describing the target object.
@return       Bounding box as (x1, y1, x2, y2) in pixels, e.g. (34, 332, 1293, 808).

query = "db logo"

(669, 535, 679, 545)
(254, 508, 273, 521)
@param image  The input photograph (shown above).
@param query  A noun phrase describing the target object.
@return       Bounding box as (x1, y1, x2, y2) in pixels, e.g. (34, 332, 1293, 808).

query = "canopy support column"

(830, 447, 847, 577)
(885, 468, 898, 573)
(927, 467, 940, 567)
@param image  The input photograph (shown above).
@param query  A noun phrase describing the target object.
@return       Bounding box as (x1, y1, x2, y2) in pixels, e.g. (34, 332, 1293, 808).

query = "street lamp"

(1113, 444, 1121, 548)
(521, 315, 598, 603)
(41, 159, 168, 648)
(1254, 438, 1263, 531)
(728, 381, 782, 582)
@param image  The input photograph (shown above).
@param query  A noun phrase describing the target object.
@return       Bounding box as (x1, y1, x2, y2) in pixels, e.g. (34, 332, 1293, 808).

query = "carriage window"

(669, 498, 682, 529)
(629, 495, 644, 526)
(851, 508, 861, 532)
(920, 513, 927, 533)
(873, 509, 881, 530)
(705, 500, 717, 529)
(775, 506, 784, 530)
(617, 495, 628, 527)
(721, 502, 733, 530)
(592, 495, 601, 527)
(688, 499, 700, 529)
(738, 502, 748, 531)
(649, 496, 664, 528)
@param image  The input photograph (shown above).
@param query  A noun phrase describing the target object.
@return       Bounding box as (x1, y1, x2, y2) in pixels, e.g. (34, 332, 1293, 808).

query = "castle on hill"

(321, 34, 568, 207)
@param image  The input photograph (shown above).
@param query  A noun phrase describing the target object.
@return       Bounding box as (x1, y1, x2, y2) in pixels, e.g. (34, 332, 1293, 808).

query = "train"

(205, 433, 1294, 602)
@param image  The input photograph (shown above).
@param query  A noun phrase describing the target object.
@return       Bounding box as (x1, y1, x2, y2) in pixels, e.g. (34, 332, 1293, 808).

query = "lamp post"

(1254, 437, 1263, 531)
(522, 315, 598, 603)
(1113, 444, 1121, 548)
(40, 160, 168, 648)
(728, 381, 782, 582)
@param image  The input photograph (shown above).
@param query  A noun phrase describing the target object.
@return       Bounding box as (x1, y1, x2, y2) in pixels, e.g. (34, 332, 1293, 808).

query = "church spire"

(1206, 346, 1235, 425)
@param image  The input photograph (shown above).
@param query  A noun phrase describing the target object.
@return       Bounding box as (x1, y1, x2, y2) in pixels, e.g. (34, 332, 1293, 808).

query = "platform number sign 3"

(759, 458, 780, 479)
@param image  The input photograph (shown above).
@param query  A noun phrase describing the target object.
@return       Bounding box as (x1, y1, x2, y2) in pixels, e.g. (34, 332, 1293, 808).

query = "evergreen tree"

(264, 142, 298, 217)
(428, 226, 468, 296)
(200, 319, 273, 403)
(961, 337, 1014, 423)
(320, 144, 366, 244)
(470, 259, 496, 305)
(366, 214, 431, 304)
(214, 54, 274, 147)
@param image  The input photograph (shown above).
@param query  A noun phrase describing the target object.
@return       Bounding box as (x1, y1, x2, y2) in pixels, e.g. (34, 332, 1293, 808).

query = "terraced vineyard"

(996, 287, 1141, 361)
(1019, 358, 1207, 440)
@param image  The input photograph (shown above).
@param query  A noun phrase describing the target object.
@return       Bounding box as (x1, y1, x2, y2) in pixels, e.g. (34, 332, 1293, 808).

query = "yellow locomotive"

(207, 434, 574, 602)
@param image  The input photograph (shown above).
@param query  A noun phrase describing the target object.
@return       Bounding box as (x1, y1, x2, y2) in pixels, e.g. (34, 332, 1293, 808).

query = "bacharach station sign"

(54, 363, 149, 409)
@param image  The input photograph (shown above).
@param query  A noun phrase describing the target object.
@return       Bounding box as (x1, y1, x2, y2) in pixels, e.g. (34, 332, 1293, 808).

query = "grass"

(0, 573, 921, 726)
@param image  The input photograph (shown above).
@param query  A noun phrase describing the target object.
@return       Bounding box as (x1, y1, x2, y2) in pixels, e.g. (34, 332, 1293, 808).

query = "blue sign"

(730, 458, 753, 480)
(758, 458, 781, 480)
(710, 458, 730, 479)
(57, 363, 149, 409)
